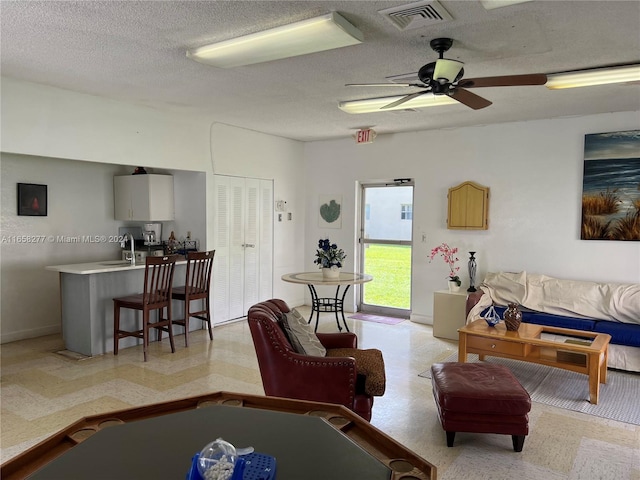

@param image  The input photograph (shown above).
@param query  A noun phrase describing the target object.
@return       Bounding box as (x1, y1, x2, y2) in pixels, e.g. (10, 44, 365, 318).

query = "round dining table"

(281, 271, 373, 332)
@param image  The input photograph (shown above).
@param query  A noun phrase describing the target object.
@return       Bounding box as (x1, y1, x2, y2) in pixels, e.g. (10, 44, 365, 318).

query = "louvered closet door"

(259, 180, 273, 302)
(242, 179, 260, 313)
(212, 176, 231, 322)
(212, 175, 273, 324)
(228, 176, 246, 319)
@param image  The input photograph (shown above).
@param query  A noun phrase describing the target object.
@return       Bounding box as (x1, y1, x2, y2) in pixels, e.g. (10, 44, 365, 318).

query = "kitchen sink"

(99, 261, 134, 266)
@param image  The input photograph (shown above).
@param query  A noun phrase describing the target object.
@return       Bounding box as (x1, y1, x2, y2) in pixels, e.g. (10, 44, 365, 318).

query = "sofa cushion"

(279, 308, 326, 357)
(486, 306, 598, 331)
(482, 306, 640, 346)
(594, 321, 640, 347)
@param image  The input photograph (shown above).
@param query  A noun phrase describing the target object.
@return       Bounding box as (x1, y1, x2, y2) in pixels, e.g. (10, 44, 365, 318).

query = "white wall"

(170, 170, 207, 248)
(1, 79, 307, 342)
(304, 112, 640, 324)
(0, 155, 131, 341)
(1, 78, 210, 170)
(210, 124, 306, 306)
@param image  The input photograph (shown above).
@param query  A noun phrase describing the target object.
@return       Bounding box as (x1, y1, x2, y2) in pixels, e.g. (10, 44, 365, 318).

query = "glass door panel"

(359, 183, 413, 316)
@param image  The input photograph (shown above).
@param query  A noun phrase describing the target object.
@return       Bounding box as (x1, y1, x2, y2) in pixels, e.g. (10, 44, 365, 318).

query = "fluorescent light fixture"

(480, 0, 532, 10)
(546, 64, 640, 89)
(187, 12, 363, 68)
(339, 94, 457, 114)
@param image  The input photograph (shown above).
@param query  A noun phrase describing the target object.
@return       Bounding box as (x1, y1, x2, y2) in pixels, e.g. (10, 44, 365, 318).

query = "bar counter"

(46, 258, 187, 356)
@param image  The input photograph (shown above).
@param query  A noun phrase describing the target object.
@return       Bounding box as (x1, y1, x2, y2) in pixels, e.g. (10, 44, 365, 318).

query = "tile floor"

(1, 307, 639, 479)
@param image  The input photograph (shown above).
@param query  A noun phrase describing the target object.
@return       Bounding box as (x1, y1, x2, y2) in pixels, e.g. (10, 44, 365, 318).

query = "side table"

(433, 290, 468, 340)
(281, 272, 373, 332)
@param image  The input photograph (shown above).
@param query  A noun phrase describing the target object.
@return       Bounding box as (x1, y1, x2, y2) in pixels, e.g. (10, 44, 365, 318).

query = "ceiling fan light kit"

(545, 64, 640, 89)
(433, 59, 465, 84)
(186, 12, 363, 68)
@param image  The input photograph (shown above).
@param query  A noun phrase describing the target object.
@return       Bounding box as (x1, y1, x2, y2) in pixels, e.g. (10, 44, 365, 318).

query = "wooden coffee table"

(458, 320, 611, 404)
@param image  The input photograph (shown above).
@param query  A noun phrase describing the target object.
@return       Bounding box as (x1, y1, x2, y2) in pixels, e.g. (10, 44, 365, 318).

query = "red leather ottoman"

(431, 362, 531, 452)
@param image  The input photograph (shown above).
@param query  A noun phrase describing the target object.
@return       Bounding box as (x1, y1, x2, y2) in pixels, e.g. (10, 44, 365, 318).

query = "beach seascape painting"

(581, 130, 640, 241)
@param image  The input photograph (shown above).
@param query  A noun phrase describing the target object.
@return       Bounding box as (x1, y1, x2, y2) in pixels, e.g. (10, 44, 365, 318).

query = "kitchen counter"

(46, 257, 187, 274)
(46, 258, 189, 357)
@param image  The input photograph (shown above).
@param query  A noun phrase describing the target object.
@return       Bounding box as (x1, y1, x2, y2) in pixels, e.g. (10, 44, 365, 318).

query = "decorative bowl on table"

(482, 305, 501, 327)
(484, 317, 500, 327)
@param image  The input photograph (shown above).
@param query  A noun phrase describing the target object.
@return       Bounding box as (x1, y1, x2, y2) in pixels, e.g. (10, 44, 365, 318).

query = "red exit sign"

(355, 128, 376, 144)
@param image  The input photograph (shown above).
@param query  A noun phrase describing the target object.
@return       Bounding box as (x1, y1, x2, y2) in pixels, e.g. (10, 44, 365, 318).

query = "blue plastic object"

(187, 453, 276, 480)
(242, 453, 276, 480)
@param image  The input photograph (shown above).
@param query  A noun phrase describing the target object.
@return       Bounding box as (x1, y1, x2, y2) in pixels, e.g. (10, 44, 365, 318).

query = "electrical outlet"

(278, 213, 282, 222)
(288, 212, 292, 221)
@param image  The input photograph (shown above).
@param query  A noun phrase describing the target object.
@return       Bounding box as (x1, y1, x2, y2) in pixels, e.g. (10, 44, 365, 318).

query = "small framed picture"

(17, 183, 48, 216)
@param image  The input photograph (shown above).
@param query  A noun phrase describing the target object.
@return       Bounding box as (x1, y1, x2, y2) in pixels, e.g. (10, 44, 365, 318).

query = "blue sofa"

(466, 291, 640, 372)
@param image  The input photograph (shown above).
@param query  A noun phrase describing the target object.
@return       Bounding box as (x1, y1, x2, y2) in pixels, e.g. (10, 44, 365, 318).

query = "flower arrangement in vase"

(314, 238, 346, 279)
(429, 243, 461, 291)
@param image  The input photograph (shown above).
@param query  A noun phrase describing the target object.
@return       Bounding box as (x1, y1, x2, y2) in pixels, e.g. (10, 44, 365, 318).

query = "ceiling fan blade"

(449, 88, 492, 110)
(346, 83, 423, 88)
(381, 91, 430, 110)
(458, 73, 547, 88)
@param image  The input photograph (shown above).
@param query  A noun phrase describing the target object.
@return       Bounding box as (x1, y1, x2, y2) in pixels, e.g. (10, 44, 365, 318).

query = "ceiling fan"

(346, 38, 547, 111)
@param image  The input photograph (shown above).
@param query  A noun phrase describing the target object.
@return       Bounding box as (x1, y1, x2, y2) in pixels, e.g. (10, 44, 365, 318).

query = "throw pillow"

(325, 348, 386, 396)
(278, 314, 305, 354)
(279, 308, 326, 357)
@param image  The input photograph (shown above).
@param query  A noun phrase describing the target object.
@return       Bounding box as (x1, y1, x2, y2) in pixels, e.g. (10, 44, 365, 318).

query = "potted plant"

(429, 243, 461, 291)
(314, 238, 346, 279)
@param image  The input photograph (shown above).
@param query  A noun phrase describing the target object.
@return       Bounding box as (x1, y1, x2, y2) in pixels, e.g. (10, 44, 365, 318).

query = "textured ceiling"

(2, 1, 639, 141)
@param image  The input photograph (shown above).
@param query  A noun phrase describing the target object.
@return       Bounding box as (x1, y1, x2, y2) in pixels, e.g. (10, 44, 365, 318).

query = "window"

(365, 204, 371, 220)
(401, 204, 412, 220)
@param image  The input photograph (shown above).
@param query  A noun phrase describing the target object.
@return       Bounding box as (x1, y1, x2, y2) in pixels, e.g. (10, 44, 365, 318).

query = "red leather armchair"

(247, 299, 374, 421)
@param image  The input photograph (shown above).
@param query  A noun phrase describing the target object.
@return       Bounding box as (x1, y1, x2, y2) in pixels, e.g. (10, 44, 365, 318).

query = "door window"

(359, 182, 413, 316)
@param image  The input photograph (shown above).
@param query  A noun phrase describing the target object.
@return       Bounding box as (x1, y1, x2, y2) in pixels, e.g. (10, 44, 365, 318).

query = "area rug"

(418, 353, 640, 425)
(348, 313, 405, 325)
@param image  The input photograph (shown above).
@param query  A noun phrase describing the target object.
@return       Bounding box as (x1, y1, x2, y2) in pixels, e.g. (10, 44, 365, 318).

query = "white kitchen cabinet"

(212, 175, 273, 323)
(114, 174, 174, 221)
(433, 290, 468, 340)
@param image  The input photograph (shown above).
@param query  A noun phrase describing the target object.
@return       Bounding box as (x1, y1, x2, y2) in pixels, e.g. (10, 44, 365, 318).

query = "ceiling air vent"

(379, 0, 453, 31)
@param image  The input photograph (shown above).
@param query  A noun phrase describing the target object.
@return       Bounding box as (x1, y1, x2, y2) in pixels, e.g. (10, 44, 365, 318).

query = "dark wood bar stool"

(113, 255, 178, 362)
(171, 250, 215, 346)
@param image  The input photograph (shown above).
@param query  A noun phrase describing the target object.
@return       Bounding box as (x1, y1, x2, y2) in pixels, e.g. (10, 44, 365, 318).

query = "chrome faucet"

(120, 233, 136, 265)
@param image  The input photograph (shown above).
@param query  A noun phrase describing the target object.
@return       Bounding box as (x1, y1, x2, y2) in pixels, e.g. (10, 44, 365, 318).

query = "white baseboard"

(1, 325, 61, 344)
(410, 313, 433, 325)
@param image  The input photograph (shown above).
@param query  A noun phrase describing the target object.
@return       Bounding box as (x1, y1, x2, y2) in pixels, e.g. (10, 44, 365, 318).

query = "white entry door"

(213, 175, 273, 323)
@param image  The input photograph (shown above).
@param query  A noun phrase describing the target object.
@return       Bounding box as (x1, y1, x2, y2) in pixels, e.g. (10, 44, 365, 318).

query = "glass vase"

(467, 251, 477, 293)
